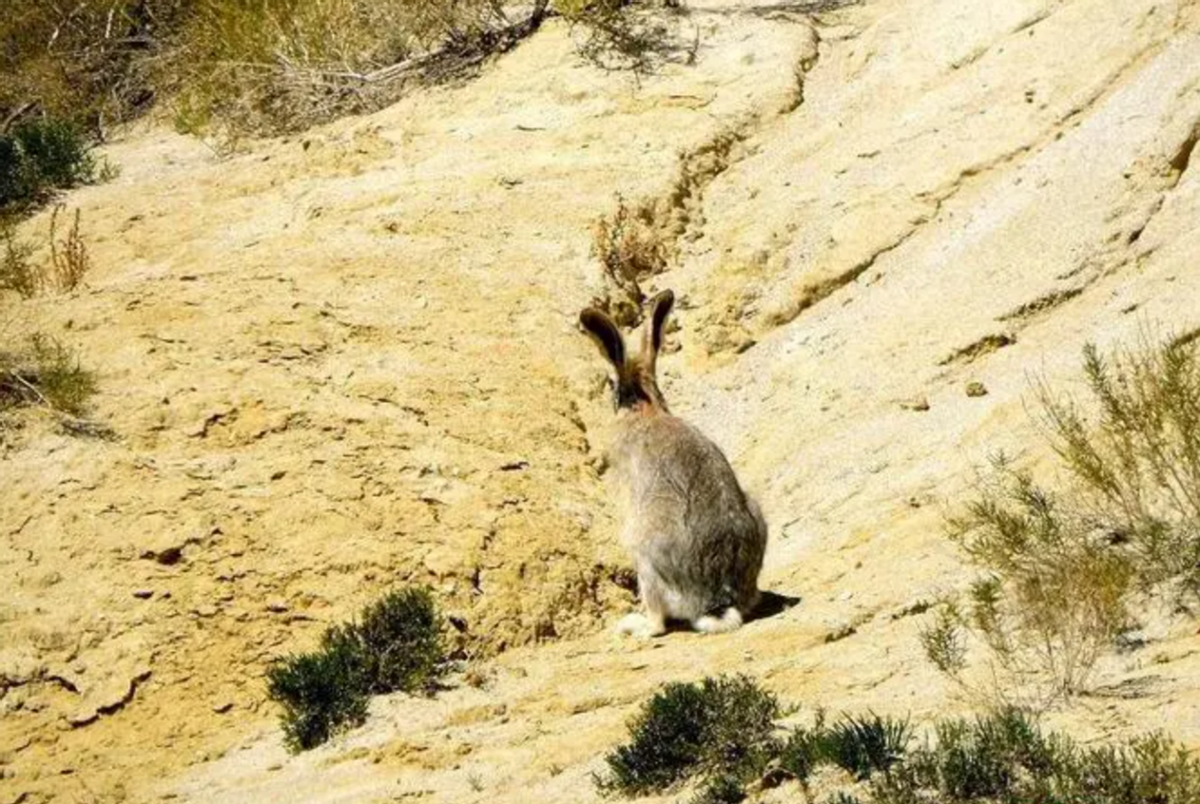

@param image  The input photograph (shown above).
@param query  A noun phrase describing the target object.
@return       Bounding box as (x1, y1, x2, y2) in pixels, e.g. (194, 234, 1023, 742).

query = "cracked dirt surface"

(2, 0, 1200, 802)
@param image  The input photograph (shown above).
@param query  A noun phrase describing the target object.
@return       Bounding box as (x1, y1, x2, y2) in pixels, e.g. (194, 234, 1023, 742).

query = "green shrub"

(1040, 338, 1200, 590)
(597, 675, 780, 798)
(266, 586, 447, 752)
(820, 714, 912, 780)
(266, 643, 370, 751)
(871, 709, 1200, 804)
(0, 118, 97, 213)
(598, 678, 1200, 804)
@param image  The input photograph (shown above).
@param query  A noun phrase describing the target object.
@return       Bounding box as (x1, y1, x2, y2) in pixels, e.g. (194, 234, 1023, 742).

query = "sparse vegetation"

(871, 709, 1200, 804)
(927, 333, 1200, 704)
(49, 205, 92, 292)
(592, 194, 669, 326)
(597, 675, 780, 798)
(0, 118, 98, 216)
(598, 677, 1200, 804)
(267, 587, 447, 752)
(0, 207, 93, 297)
(560, 0, 698, 74)
(0, 333, 98, 417)
(4, 0, 681, 142)
(1, 227, 39, 298)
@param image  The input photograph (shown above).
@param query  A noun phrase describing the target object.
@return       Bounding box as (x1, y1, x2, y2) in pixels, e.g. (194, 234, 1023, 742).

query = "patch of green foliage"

(267, 587, 446, 752)
(873, 709, 1200, 804)
(0, 118, 97, 215)
(597, 677, 1200, 804)
(597, 675, 780, 797)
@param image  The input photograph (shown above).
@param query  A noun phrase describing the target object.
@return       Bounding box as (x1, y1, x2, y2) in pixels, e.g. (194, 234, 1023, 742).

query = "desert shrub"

(599, 679, 1200, 803)
(3, 0, 684, 140)
(597, 675, 780, 797)
(329, 587, 446, 695)
(0, 333, 97, 416)
(938, 459, 1134, 702)
(0, 1, 190, 131)
(163, 0, 523, 136)
(559, 0, 698, 74)
(267, 586, 447, 752)
(820, 714, 913, 781)
(1040, 338, 1200, 590)
(266, 641, 370, 751)
(929, 334, 1200, 703)
(1, 206, 94, 297)
(870, 709, 1200, 804)
(0, 118, 97, 214)
(776, 711, 911, 787)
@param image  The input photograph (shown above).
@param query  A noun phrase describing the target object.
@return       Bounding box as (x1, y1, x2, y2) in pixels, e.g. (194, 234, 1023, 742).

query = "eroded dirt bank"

(2, 1, 1199, 802)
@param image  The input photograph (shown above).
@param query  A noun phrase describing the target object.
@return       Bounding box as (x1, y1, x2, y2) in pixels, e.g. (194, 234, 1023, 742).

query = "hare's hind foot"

(693, 607, 744, 634)
(616, 611, 667, 639)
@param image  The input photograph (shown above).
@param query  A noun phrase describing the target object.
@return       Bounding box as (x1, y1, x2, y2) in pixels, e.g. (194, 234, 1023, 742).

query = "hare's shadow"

(748, 590, 801, 622)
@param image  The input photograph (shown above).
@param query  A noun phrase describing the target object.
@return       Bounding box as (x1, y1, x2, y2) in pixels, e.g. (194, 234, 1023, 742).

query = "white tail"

(693, 607, 744, 634)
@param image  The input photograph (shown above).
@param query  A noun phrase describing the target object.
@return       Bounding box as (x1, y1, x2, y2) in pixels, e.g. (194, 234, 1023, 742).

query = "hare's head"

(580, 290, 675, 414)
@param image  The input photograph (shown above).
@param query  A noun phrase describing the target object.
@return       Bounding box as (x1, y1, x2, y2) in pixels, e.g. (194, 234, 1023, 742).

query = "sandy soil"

(2, 1, 1199, 802)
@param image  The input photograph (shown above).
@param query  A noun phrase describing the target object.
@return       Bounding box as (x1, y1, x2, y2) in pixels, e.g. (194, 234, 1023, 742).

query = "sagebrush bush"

(0, 119, 97, 214)
(872, 709, 1200, 804)
(266, 643, 370, 751)
(930, 334, 1200, 703)
(598, 678, 1200, 804)
(597, 675, 780, 797)
(267, 587, 446, 752)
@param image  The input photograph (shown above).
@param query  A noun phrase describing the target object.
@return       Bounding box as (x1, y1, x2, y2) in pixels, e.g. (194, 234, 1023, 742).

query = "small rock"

(825, 622, 857, 643)
(266, 762, 283, 772)
(194, 605, 219, 618)
(965, 381, 988, 397)
(264, 600, 289, 614)
(212, 701, 235, 714)
(899, 396, 930, 411)
(132, 589, 154, 600)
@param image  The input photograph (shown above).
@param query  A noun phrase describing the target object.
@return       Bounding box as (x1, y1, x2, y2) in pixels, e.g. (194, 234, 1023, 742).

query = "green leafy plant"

(266, 587, 447, 752)
(597, 674, 780, 798)
(0, 118, 97, 214)
(598, 678, 1200, 803)
(266, 642, 370, 751)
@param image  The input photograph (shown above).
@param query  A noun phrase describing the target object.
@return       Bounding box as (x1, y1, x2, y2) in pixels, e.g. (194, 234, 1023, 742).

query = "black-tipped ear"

(645, 289, 675, 361)
(580, 308, 625, 370)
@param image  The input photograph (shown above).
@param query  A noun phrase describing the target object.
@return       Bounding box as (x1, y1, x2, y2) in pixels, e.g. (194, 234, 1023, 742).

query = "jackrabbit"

(580, 290, 766, 637)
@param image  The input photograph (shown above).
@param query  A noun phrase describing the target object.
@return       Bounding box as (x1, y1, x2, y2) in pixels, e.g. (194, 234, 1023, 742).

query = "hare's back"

(620, 415, 752, 518)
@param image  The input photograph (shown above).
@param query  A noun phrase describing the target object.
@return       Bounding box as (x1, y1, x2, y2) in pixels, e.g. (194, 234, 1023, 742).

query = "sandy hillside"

(2, 0, 1199, 802)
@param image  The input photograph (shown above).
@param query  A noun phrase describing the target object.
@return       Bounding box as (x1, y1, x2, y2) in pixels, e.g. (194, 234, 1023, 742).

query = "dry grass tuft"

(591, 194, 669, 325)
(49, 205, 92, 292)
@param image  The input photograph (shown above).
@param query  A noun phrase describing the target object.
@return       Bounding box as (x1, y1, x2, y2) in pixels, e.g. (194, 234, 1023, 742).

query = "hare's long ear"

(580, 308, 625, 371)
(642, 289, 675, 373)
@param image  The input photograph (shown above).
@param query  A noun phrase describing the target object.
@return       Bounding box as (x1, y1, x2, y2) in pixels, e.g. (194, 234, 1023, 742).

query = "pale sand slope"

(2, 0, 1199, 802)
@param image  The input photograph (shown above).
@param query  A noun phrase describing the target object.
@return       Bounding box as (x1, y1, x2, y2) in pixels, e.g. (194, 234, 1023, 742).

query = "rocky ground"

(2, 0, 1199, 802)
